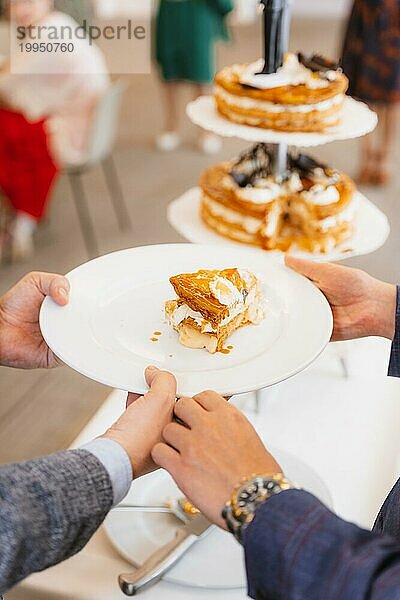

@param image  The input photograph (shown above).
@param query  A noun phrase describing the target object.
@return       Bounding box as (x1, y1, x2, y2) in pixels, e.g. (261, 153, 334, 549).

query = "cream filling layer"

(236, 184, 282, 204)
(203, 195, 263, 234)
(169, 300, 246, 333)
(215, 85, 344, 114)
(301, 184, 340, 206)
(216, 109, 340, 128)
(315, 199, 358, 231)
(294, 197, 358, 232)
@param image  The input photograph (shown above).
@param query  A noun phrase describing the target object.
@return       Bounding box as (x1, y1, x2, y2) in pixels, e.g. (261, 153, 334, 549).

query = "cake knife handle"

(119, 528, 196, 595)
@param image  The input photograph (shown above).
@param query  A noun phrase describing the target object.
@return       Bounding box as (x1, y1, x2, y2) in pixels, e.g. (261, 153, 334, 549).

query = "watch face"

(226, 475, 293, 541)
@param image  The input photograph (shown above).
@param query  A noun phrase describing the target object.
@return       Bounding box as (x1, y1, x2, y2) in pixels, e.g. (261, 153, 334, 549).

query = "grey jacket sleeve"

(0, 449, 113, 594)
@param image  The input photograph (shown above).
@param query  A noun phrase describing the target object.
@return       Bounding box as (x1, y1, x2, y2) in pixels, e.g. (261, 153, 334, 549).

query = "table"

(10, 338, 400, 600)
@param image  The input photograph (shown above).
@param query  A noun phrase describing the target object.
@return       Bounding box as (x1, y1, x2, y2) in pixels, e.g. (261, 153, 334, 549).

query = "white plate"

(168, 188, 390, 263)
(104, 449, 332, 590)
(39, 244, 332, 396)
(186, 96, 377, 146)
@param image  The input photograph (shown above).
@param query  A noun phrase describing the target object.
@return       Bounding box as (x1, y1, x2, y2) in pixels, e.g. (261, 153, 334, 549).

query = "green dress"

(156, 0, 234, 84)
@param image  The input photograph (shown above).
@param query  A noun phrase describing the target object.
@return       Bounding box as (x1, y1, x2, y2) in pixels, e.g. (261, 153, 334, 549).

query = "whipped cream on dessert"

(236, 181, 282, 204)
(210, 276, 243, 307)
(285, 172, 303, 193)
(301, 184, 340, 206)
(169, 303, 209, 330)
(238, 268, 255, 286)
(239, 53, 337, 91)
(310, 167, 340, 186)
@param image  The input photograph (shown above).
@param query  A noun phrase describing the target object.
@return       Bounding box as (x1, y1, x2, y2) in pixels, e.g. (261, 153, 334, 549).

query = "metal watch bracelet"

(222, 473, 298, 543)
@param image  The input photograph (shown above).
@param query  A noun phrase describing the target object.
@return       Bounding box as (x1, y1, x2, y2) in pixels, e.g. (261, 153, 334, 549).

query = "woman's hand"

(152, 391, 281, 528)
(0, 272, 69, 369)
(102, 367, 177, 478)
(285, 256, 396, 342)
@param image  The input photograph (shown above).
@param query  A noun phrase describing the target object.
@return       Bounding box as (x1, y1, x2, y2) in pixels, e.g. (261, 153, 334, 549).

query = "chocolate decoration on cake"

(289, 152, 328, 176)
(230, 144, 342, 187)
(231, 143, 275, 187)
(289, 151, 342, 186)
(298, 52, 341, 75)
(259, 0, 289, 74)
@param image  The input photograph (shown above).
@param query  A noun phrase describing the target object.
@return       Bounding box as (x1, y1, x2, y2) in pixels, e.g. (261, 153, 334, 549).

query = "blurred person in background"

(342, 0, 400, 185)
(0, 0, 109, 261)
(155, 0, 234, 155)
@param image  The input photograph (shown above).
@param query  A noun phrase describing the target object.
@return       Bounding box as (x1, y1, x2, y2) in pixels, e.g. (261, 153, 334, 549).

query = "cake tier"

(199, 159, 357, 254)
(214, 60, 349, 133)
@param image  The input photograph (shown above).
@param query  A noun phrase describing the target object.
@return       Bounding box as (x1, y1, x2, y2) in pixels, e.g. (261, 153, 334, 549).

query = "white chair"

(64, 80, 131, 258)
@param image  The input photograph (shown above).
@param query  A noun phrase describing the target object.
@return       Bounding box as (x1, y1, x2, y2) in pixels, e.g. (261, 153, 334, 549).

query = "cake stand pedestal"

(272, 142, 288, 178)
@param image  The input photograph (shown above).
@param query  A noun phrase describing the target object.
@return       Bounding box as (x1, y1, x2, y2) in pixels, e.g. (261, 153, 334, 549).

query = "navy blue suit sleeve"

(388, 286, 400, 377)
(243, 490, 400, 600)
(373, 479, 400, 540)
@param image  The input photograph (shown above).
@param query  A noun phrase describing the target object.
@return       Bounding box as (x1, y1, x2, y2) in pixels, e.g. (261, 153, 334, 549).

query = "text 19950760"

(19, 42, 75, 54)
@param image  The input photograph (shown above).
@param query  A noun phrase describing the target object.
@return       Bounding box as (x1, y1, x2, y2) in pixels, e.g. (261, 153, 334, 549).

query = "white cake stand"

(169, 92, 385, 262)
(187, 95, 378, 147)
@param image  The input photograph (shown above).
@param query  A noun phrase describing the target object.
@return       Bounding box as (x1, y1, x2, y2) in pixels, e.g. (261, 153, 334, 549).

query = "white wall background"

(93, 1, 352, 21)
(292, 0, 352, 18)
(233, 0, 352, 26)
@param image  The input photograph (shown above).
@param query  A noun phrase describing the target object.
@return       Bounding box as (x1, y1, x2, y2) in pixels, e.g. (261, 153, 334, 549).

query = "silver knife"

(119, 514, 214, 595)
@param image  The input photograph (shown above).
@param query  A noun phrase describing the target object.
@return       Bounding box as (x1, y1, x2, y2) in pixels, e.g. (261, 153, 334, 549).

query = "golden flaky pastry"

(165, 268, 266, 354)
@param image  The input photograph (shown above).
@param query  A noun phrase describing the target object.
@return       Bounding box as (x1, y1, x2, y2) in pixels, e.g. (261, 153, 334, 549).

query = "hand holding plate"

(102, 367, 176, 479)
(0, 271, 69, 369)
(285, 255, 396, 341)
(152, 392, 281, 529)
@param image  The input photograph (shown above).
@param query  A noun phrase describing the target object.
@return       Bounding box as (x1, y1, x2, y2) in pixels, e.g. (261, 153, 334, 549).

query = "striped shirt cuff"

(82, 438, 132, 506)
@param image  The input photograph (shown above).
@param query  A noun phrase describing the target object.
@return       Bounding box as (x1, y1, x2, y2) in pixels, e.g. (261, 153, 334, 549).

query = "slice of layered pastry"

(165, 268, 266, 354)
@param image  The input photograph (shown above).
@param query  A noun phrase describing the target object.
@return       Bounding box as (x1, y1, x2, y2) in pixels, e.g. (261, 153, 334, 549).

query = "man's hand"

(285, 256, 397, 341)
(152, 392, 281, 528)
(102, 367, 176, 479)
(0, 272, 70, 369)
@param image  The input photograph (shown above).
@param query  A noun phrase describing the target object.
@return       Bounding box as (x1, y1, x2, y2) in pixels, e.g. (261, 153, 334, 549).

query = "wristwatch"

(222, 473, 298, 543)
